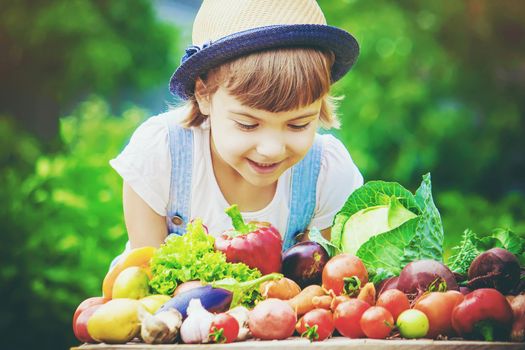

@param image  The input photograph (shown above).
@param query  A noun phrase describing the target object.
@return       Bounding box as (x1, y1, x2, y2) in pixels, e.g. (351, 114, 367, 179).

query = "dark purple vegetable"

(459, 286, 472, 295)
(467, 248, 521, 294)
(281, 241, 329, 288)
(157, 285, 232, 318)
(397, 259, 458, 298)
(509, 268, 525, 296)
(376, 276, 399, 296)
(453, 271, 467, 284)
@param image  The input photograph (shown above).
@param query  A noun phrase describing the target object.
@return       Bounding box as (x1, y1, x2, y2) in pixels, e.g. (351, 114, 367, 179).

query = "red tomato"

(333, 299, 370, 338)
(209, 313, 239, 343)
(360, 306, 394, 339)
(322, 254, 368, 296)
(414, 291, 464, 338)
(296, 309, 334, 341)
(376, 289, 410, 322)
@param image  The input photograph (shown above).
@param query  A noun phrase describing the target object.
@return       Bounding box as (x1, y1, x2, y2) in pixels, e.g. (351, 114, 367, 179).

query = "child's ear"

(194, 78, 211, 116)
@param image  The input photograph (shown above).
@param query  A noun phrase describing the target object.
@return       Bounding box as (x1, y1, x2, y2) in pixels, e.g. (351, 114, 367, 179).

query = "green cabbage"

(331, 173, 444, 283)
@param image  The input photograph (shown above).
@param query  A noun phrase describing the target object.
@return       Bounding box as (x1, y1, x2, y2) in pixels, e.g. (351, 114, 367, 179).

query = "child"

(110, 0, 363, 253)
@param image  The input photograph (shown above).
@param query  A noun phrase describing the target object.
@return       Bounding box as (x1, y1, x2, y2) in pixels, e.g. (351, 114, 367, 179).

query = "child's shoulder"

(131, 106, 207, 139)
(317, 133, 354, 163)
(316, 132, 363, 185)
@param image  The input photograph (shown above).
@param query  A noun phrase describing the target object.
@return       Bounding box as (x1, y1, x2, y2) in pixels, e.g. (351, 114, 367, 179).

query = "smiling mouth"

(247, 159, 282, 174)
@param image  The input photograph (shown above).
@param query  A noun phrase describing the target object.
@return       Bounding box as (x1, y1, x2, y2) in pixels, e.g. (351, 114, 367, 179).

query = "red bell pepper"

(214, 205, 282, 275)
(451, 288, 514, 341)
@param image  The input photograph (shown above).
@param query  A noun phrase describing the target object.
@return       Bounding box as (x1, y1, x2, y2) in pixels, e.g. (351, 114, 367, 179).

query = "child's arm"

(123, 181, 168, 249)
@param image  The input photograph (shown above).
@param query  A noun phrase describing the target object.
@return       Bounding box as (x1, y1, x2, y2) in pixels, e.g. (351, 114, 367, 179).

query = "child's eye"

(288, 122, 311, 131)
(235, 121, 258, 130)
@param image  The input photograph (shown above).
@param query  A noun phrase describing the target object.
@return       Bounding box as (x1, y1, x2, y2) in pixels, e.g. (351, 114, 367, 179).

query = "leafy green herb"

(149, 219, 262, 306)
(447, 227, 525, 271)
(447, 229, 481, 275)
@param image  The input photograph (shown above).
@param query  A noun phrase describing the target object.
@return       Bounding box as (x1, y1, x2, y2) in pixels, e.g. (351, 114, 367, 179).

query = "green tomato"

(396, 309, 429, 338)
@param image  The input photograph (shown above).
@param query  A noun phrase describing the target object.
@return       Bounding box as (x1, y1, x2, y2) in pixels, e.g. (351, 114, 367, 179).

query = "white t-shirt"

(110, 110, 363, 238)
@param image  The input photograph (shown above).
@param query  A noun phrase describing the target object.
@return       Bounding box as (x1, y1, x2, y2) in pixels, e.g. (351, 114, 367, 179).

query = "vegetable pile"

(72, 173, 525, 345)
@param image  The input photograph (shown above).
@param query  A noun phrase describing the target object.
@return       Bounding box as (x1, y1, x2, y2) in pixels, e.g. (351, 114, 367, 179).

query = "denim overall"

(110, 114, 322, 268)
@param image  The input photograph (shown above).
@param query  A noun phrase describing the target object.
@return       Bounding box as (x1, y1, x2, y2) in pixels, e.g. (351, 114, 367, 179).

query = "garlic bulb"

(140, 308, 182, 344)
(180, 299, 214, 343)
(227, 306, 251, 341)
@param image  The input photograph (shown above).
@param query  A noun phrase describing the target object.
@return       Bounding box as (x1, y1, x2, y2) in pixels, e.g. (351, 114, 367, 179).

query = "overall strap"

(283, 135, 323, 251)
(166, 115, 194, 235)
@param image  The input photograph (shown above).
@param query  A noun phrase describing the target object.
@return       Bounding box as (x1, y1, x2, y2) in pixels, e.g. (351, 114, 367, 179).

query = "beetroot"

(376, 276, 399, 296)
(467, 248, 521, 294)
(397, 259, 458, 298)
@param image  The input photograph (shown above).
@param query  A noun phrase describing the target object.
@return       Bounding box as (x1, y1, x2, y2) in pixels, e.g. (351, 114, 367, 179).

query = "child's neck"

(210, 142, 277, 212)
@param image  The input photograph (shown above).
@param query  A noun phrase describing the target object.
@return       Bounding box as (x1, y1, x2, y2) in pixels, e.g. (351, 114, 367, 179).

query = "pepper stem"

(225, 204, 250, 234)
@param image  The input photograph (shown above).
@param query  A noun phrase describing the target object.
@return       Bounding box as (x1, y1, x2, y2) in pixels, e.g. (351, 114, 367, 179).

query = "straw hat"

(169, 0, 359, 100)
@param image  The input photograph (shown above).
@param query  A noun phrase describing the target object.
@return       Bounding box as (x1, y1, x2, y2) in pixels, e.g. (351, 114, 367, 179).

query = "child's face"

(207, 86, 321, 188)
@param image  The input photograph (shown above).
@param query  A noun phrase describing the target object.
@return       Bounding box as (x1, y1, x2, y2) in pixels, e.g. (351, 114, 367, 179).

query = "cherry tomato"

(333, 299, 370, 338)
(414, 290, 464, 338)
(296, 309, 334, 341)
(322, 254, 368, 296)
(376, 289, 410, 322)
(360, 306, 394, 339)
(209, 313, 239, 343)
(397, 309, 429, 339)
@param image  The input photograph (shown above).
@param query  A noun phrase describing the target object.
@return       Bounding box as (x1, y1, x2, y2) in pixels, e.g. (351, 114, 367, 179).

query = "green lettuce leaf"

(149, 219, 262, 306)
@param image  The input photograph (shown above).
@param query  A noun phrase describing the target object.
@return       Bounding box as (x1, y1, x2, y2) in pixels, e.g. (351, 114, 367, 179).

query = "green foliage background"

(0, 1, 524, 349)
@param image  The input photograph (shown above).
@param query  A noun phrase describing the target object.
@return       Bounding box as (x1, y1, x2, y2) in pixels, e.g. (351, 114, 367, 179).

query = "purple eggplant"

(282, 241, 329, 288)
(156, 285, 232, 318)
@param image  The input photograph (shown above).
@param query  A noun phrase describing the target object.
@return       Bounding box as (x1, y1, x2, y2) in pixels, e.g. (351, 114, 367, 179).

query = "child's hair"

(179, 48, 340, 129)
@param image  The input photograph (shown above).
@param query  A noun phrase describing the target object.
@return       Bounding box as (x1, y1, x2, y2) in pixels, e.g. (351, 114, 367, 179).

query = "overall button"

(171, 215, 184, 226)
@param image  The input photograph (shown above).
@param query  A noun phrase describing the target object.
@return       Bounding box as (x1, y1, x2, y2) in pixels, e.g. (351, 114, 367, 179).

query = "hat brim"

(169, 24, 359, 100)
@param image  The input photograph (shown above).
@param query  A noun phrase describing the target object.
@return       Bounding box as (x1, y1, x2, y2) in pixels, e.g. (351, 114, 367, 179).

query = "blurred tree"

(321, 0, 525, 198)
(0, 0, 178, 142)
(0, 99, 146, 350)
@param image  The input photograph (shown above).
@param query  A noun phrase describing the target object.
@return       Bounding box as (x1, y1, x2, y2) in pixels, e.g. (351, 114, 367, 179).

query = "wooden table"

(72, 337, 525, 350)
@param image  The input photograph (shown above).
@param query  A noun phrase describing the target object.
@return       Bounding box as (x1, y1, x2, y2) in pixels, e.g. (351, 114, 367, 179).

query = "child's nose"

(256, 139, 286, 159)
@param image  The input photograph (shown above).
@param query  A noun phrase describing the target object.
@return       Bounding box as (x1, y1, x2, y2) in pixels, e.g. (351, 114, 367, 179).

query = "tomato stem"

(210, 327, 225, 343)
(343, 276, 361, 297)
(475, 320, 494, 342)
(301, 324, 319, 342)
